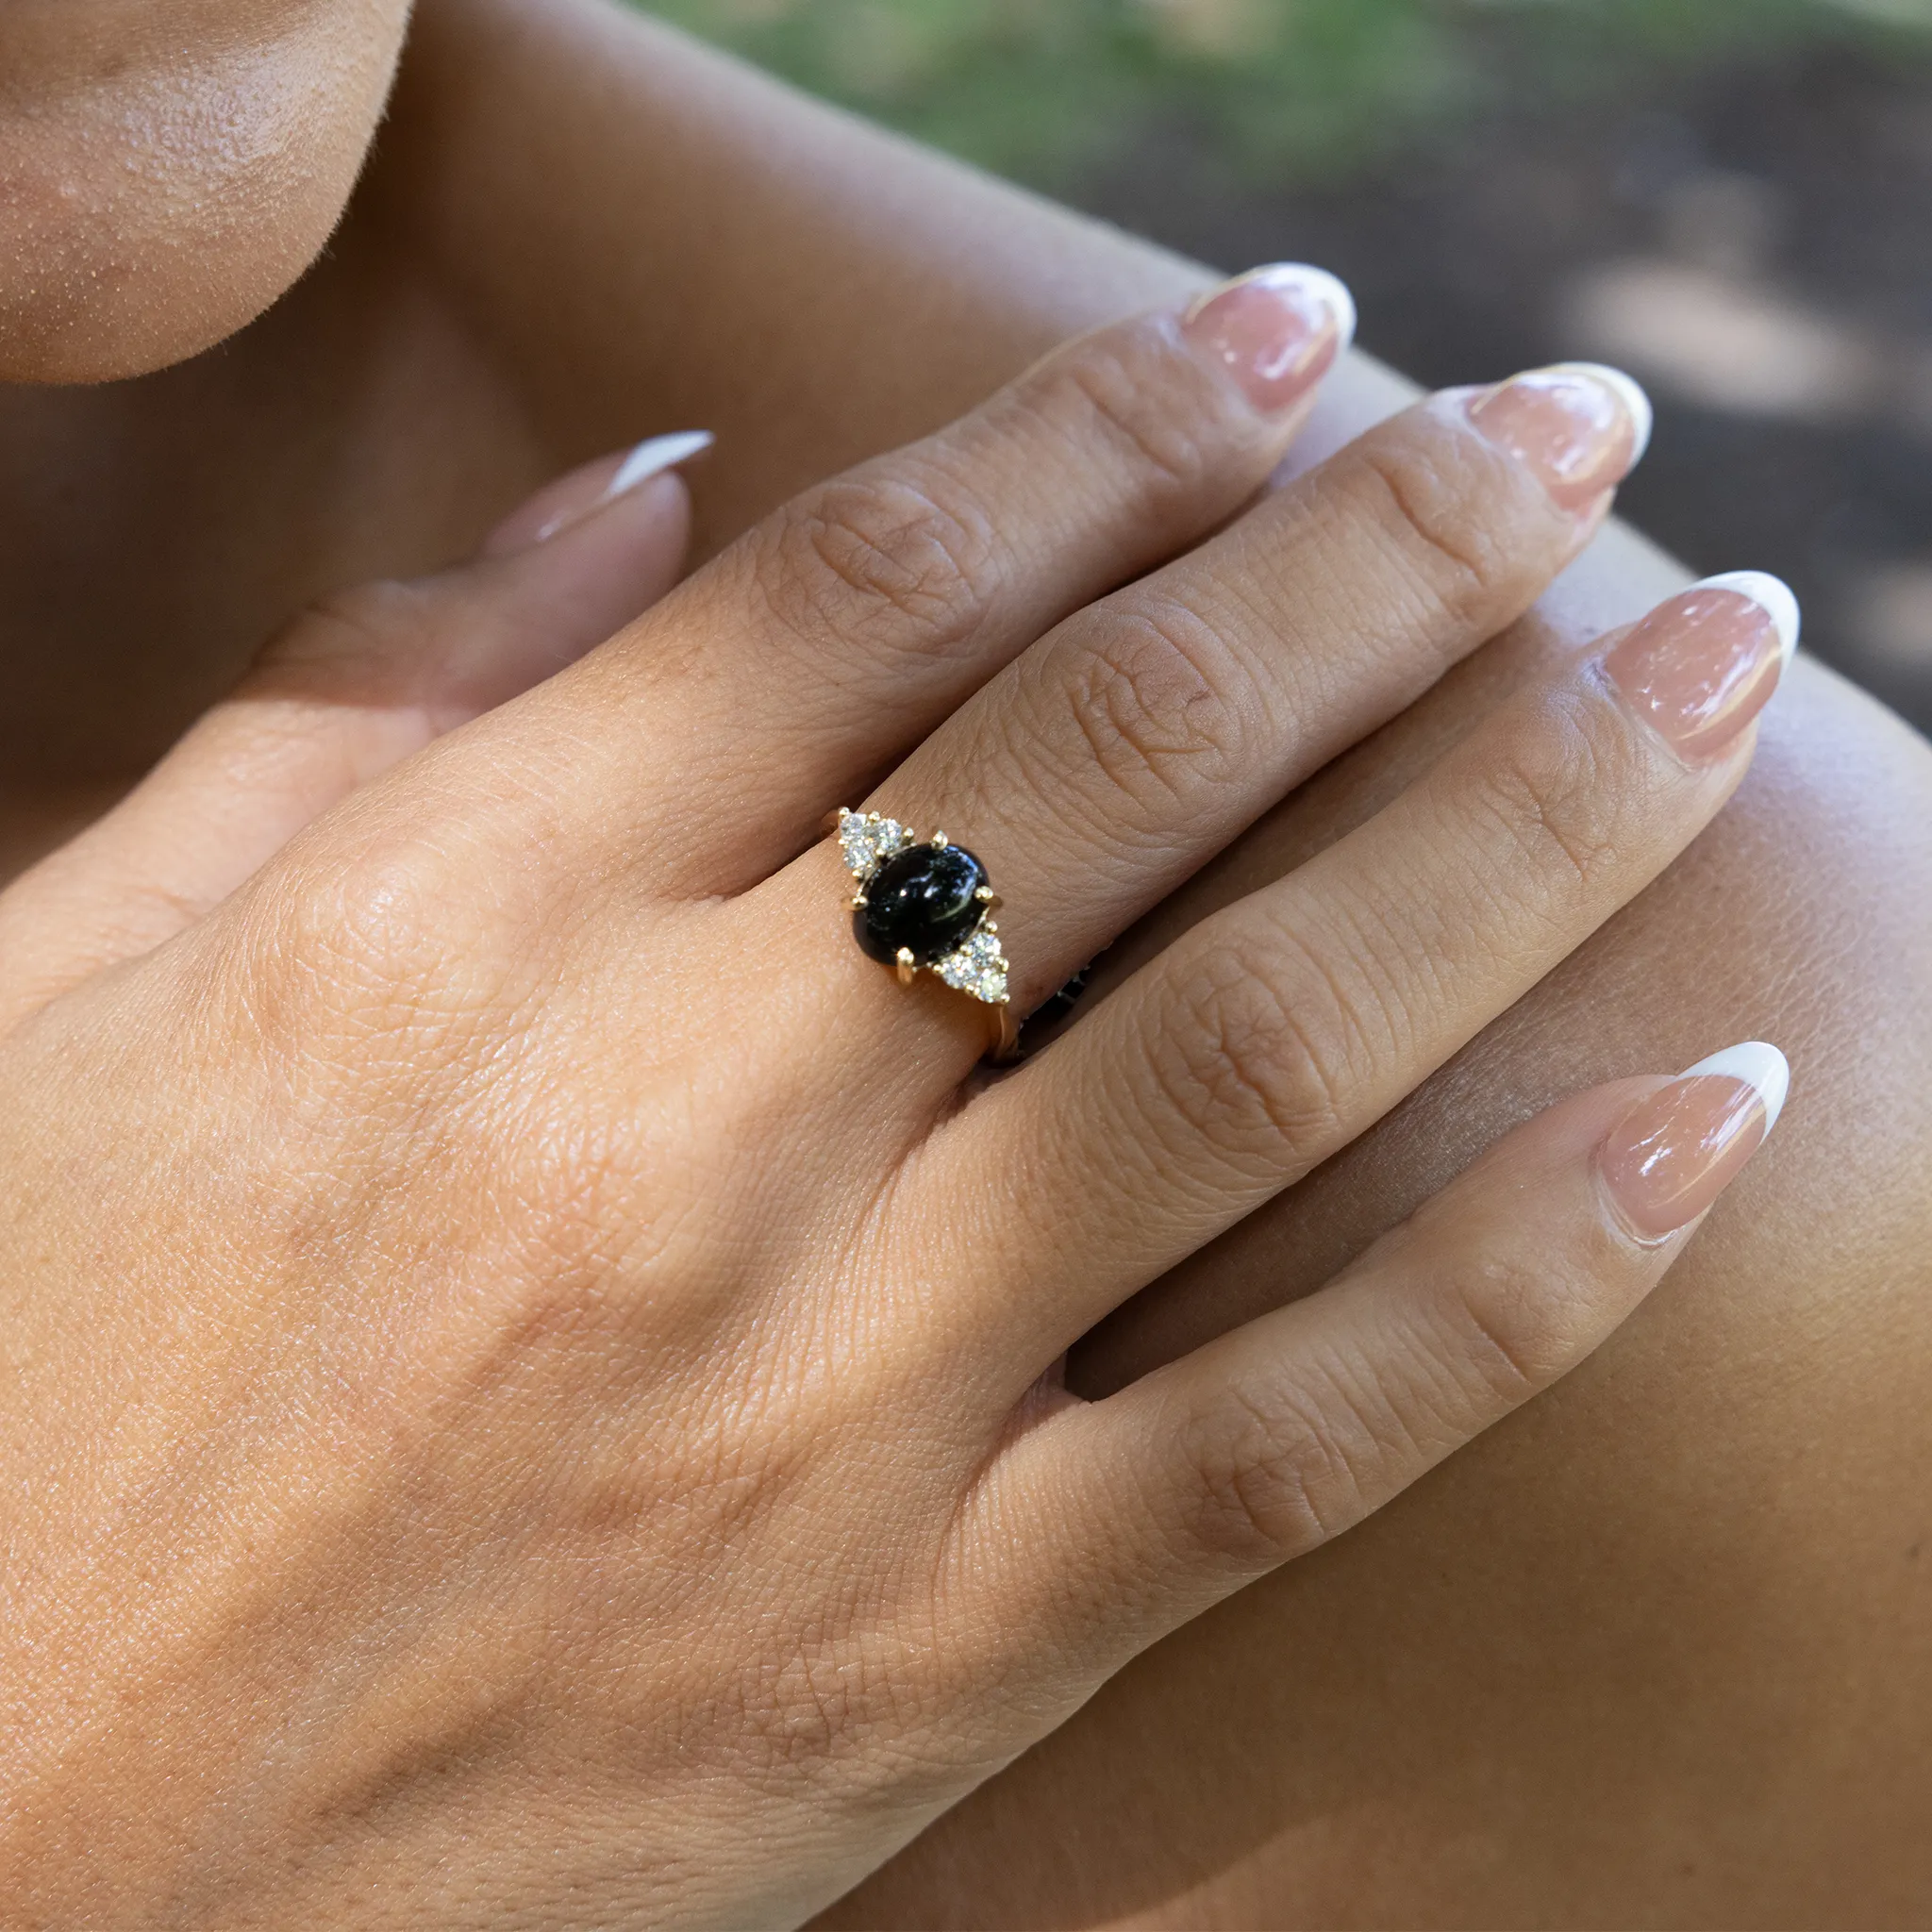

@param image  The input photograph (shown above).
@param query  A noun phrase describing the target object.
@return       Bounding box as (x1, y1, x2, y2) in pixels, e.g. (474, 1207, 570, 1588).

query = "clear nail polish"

(1181, 264, 1357, 414)
(1465, 363, 1651, 513)
(1599, 1041, 1790, 1241)
(1604, 572, 1800, 759)
(482, 431, 715, 558)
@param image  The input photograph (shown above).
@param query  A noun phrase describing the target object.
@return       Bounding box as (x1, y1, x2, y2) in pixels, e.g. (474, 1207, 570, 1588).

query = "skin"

(1, 0, 1929, 1924)
(0, 0, 412, 383)
(0, 280, 1792, 1925)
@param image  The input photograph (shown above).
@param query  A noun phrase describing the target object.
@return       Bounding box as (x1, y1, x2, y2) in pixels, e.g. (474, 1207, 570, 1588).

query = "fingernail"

(1599, 1041, 1790, 1241)
(1182, 263, 1357, 414)
(1604, 571, 1800, 759)
(482, 430, 714, 558)
(600, 429, 715, 505)
(1465, 362, 1652, 513)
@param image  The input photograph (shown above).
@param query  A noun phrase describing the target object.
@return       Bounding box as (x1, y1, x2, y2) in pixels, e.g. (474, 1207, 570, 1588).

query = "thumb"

(0, 431, 710, 1029)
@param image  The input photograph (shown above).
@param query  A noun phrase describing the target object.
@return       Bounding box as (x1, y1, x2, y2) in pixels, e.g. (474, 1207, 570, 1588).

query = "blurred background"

(639, 0, 1932, 730)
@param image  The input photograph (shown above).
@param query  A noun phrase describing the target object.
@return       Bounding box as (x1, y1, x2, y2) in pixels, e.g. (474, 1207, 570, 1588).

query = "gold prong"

(896, 948, 918, 987)
(850, 893, 869, 909)
(984, 921, 998, 935)
(932, 830, 949, 848)
(975, 889, 1001, 908)
(867, 810, 882, 823)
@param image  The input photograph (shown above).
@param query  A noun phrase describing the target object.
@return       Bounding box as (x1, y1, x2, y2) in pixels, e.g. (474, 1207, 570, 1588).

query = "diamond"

(839, 809, 912, 881)
(933, 925, 1009, 1005)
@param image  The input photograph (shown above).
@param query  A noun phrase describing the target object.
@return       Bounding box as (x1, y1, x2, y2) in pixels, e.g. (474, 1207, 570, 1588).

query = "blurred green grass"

(636, 0, 1932, 189)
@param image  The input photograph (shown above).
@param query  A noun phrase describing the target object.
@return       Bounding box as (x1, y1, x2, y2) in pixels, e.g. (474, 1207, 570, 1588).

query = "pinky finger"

(972, 1042, 1789, 1657)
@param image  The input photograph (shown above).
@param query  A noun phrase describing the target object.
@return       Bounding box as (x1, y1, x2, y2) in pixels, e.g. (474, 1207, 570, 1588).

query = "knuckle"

(1152, 936, 1371, 1178)
(1428, 1204, 1632, 1398)
(1465, 691, 1628, 905)
(1042, 330, 1223, 499)
(760, 468, 1003, 664)
(262, 578, 440, 692)
(1345, 437, 1518, 632)
(239, 831, 496, 1069)
(1051, 604, 1247, 814)
(1172, 1381, 1378, 1565)
(1440, 1246, 1578, 1399)
(298, 845, 445, 990)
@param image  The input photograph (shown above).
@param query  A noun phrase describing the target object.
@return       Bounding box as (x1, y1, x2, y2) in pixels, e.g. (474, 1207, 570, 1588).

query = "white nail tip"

(1548, 361, 1654, 466)
(1682, 1041, 1790, 1136)
(605, 429, 715, 500)
(1695, 570, 1803, 666)
(1282, 265, 1358, 353)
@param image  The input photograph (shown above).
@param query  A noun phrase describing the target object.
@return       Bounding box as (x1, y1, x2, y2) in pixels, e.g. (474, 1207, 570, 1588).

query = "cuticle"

(1592, 1158, 1695, 1252)
(1589, 653, 1760, 776)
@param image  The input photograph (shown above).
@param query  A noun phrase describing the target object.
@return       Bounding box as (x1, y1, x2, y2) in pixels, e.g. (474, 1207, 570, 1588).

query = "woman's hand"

(0, 269, 1792, 1927)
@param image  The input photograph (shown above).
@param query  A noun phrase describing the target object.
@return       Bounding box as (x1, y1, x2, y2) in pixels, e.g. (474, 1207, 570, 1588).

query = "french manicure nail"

(599, 429, 716, 505)
(1182, 263, 1357, 414)
(534, 429, 716, 543)
(1465, 362, 1652, 513)
(483, 430, 715, 558)
(1599, 1041, 1790, 1241)
(1604, 571, 1800, 759)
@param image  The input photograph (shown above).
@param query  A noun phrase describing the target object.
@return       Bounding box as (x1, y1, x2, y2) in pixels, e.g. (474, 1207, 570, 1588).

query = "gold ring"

(835, 808, 1022, 1061)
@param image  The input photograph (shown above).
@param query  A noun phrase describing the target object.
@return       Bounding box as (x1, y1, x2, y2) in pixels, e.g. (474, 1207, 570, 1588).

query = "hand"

(0, 269, 1792, 1927)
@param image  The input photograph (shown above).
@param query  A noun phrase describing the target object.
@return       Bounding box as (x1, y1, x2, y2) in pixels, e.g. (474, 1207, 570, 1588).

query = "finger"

(839, 360, 1652, 1028)
(917, 573, 1800, 1365)
(960, 1044, 1790, 1673)
(496, 265, 1357, 890)
(0, 435, 705, 1024)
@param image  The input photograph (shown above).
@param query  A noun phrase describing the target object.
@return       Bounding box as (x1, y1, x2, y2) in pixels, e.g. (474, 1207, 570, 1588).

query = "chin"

(0, 197, 358, 389)
(0, 2, 409, 386)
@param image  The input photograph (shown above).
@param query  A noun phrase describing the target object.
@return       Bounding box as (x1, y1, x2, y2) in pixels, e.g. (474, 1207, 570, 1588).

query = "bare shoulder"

(824, 657, 1932, 1930)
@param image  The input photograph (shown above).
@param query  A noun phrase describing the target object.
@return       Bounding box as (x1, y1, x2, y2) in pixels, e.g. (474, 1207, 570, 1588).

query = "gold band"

(987, 1002, 1024, 1063)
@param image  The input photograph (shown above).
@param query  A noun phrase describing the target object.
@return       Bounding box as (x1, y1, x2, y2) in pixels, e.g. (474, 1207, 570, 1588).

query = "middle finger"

(834, 361, 1649, 1034)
